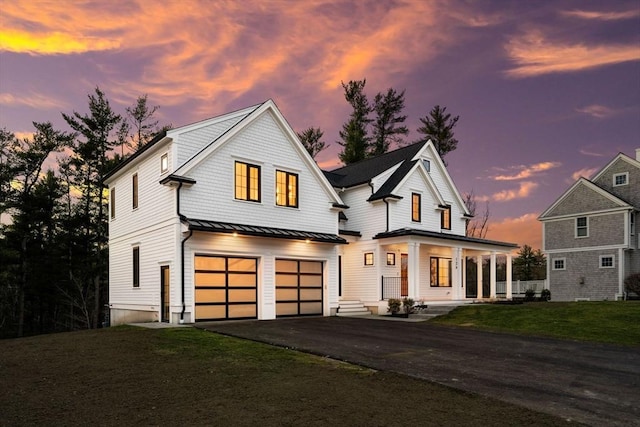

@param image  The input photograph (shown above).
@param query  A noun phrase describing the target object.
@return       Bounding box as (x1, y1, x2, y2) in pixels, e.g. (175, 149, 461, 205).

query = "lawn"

(430, 301, 640, 346)
(0, 326, 567, 426)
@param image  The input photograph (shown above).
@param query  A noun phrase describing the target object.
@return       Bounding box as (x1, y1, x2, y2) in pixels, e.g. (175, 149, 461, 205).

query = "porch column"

(408, 242, 420, 300)
(506, 253, 513, 300)
(476, 255, 483, 299)
(453, 247, 463, 299)
(490, 251, 497, 299)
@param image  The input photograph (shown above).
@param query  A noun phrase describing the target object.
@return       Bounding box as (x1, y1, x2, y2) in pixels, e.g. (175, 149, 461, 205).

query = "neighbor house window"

(411, 193, 421, 222)
(160, 153, 168, 173)
(364, 252, 374, 266)
(133, 247, 140, 288)
(441, 205, 451, 230)
(110, 188, 116, 219)
(132, 173, 139, 209)
(599, 255, 614, 269)
(430, 257, 452, 287)
(275, 170, 298, 207)
(631, 213, 635, 235)
(552, 258, 566, 271)
(235, 161, 260, 202)
(387, 253, 396, 265)
(613, 172, 628, 187)
(576, 216, 588, 237)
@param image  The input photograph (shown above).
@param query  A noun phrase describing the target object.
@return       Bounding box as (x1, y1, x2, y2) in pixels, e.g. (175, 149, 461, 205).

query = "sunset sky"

(1, 0, 639, 250)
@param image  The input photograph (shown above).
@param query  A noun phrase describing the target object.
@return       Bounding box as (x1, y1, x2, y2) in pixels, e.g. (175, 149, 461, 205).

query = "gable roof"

(591, 151, 640, 183)
(538, 177, 632, 220)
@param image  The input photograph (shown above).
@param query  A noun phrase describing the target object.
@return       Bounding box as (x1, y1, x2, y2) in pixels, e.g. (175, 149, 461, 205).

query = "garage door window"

(276, 259, 323, 317)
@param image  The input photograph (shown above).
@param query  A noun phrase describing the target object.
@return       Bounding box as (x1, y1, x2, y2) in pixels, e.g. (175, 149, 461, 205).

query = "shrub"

(524, 288, 536, 302)
(540, 289, 551, 301)
(402, 298, 415, 315)
(387, 298, 401, 314)
(624, 273, 640, 295)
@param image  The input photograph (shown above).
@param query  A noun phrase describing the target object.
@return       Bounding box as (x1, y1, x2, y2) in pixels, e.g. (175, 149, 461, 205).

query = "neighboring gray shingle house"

(539, 149, 640, 301)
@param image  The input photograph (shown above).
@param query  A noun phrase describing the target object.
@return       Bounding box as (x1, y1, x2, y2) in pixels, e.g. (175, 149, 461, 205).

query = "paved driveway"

(197, 316, 640, 427)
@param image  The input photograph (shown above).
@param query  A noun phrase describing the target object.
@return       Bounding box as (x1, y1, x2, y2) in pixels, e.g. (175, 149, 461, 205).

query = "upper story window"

(275, 170, 298, 207)
(441, 205, 451, 230)
(132, 173, 139, 209)
(576, 216, 588, 238)
(235, 161, 260, 202)
(631, 212, 636, 236)
(613, 172, 628, 187)
(599, 255, 614, 269)
(422, 159, 431, 172)
(133, 246, 140, 288)
(411, 193, 421, 222)
(160, 153, 168, 173)
(110, 188, 116, 219)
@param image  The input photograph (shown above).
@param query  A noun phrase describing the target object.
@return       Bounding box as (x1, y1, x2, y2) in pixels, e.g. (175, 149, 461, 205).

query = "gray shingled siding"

(543, 183, 620, 218)
(593, 158, 640, 208)
(627, 250, 640, 276)
(545, 213, 624, 250)
(549, 250, 620, 301)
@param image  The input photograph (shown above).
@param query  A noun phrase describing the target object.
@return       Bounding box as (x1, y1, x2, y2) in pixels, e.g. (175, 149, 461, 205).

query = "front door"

(401, 254, 408, 297)
(160, 266, 170, 322)
(465, 257, 477, 298)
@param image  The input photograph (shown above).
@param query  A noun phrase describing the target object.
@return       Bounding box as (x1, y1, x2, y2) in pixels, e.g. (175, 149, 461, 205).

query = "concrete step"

(337, 300, 371, 317)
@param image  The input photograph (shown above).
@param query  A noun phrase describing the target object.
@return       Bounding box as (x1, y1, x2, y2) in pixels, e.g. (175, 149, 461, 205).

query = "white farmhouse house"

(105, 100, 517, 325)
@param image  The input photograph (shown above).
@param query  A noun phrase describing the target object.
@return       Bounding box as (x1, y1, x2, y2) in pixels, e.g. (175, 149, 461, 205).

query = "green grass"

(430, 301, 640, 346)
(0, 326, 567, 426)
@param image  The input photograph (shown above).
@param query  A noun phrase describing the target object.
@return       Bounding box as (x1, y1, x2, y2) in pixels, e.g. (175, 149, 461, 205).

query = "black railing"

(381, 276, 408, 300)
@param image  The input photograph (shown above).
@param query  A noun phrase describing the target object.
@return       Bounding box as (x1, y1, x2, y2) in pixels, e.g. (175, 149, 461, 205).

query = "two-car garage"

(194, 255, 323, 321)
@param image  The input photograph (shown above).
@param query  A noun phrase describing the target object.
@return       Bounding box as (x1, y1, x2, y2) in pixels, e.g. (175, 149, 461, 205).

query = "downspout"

(176, 181, 193, 323)
(383, 198, 390, 232)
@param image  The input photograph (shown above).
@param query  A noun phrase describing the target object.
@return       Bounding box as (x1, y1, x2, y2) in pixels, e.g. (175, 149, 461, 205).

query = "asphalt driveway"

(197, 316, 640, 427)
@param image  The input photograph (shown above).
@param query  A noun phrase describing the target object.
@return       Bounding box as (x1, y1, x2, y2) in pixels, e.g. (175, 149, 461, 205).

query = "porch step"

(337, 300, 371, 317)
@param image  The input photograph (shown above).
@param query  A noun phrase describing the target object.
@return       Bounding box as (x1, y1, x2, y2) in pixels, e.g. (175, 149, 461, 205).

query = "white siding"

(390, 169, 440, 232)
(419, 245, 455, 300)
(339, 185, 386, 239)
(427, 161, 466, 235)
(179, 112, 338, 234)
(340, 240, 379, 302)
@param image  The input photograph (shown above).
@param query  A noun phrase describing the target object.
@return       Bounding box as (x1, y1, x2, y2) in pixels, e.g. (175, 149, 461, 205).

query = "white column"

(506, 253, 513, 300)
(490, 251, 497, 299)
(453, 247, 463, 299)
(408, 242, 420, 299)
(476, 255, 483, 299)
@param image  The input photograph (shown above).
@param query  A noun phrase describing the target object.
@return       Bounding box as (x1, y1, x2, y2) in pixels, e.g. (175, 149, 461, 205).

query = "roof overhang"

(185, 218, 347, 244)
(373, 228, 518, 250)
(159, 174, 197, 186)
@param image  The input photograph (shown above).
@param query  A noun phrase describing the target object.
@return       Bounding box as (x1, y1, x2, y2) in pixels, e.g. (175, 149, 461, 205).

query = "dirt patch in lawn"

(1, 326, 569, 426)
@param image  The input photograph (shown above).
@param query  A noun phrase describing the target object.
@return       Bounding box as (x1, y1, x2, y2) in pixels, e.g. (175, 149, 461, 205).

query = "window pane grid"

(412, 193, 421, 222)
(276, 170, 298, 207)
(235, 161, 260, 202)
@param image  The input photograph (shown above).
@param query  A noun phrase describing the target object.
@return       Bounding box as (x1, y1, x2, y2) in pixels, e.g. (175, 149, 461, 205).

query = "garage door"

(194, 255, 257, 321)
(275, 259, 323, 317)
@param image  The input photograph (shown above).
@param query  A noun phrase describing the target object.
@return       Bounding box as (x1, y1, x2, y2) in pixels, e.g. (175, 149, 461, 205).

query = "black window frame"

(234, 161, 261, 202)
(411, 193, 421, 222)
(275, 170, 299, 208)
(110, 187, 116, 219)
(430, 256, 452, 287)
(132, 173, 139, 210)
(133, 246, 140, 288)
(364, 252, 374, 266)
(441, 205, 451, 230)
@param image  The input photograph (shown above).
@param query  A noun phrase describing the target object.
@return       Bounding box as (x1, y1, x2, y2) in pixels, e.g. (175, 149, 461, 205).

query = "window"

(631, 213, 636, 236)
(613, 172, 628, 187)
(110, 188, 116, 219)
(364, 252, 374, 266)
(275, 170, 298, 207)
(387, 253, 396, 265)
(430, 257, 452, 287)
(132, 173, 138, 209)
(422, 159, 430, 172)
(133, 247, 140, 288)
(576, 216, 588, 237)
(441, 205, 451, 230)
(552, 258, 566, 271)
(160, 153, 168, 173)
(411, 193, 421, 222)
(235, 161, 260, 202)
(599, 255, 614, 269)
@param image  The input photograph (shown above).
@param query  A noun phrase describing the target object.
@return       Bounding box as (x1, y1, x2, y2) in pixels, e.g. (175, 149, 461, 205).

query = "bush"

(524, 288, 536, 302)
(387, 298, 401, 314)
(624, 273, 640, 295)
(402, 298, 415, 315)
(540, 289, 551, 301)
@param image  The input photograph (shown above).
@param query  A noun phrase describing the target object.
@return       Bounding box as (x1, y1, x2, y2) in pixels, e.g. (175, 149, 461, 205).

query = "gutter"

(176, 181, 192, 323)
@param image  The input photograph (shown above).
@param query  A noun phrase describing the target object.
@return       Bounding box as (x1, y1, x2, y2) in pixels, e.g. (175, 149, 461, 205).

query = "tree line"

(0, 88, 168, 338)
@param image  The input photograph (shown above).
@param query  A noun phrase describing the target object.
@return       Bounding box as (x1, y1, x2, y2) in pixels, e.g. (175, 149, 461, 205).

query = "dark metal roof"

(373, 228, 518, 248)
(339, 229, 362, 237)
(323, 142, 425, 188)
(159, 174, 197, 185)
(186, 218, 347, 244)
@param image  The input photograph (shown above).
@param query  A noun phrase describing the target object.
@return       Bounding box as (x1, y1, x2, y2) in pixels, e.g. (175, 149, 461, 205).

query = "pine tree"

(338, 79, 372, 164)
(120, 94, 171, 154)
(370, 88, 408, 156)
(297, 127, 327, 159)
(416, 105, 459, 165)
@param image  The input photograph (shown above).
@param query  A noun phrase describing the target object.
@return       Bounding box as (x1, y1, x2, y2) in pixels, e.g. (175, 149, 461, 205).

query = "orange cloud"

(504, 31, 640, 78)
(485, 213, 542, 249)
(0, 92, 67, 109)
(492, 161, 561, 181)
(561, 9, 640, 21)
(492, 181, 538, 202)
(570, 167, 598, 182)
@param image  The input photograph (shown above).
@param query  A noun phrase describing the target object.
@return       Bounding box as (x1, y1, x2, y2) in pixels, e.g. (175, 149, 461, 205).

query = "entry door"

(401, 254, 408, 297)
(465, 257, 477, 298)
(161, 266, 170, 322)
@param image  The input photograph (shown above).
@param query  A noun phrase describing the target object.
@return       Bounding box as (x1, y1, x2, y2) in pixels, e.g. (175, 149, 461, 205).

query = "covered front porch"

(371, 229, 518, 310)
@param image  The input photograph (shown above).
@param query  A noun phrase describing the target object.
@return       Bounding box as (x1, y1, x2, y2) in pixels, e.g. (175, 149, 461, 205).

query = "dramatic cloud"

(492, 181, 538, 202)
(0, 92, 67, 109)
(504, 31, 640, 78)
(576, 104, 618, 119)
(492, 161, 561, 181)
(561, 9, 640, 21)
(570, 167, 599, 182)
(485, 213, 542, 249)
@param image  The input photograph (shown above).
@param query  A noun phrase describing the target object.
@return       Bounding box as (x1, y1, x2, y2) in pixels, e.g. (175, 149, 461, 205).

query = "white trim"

(575, 216, 589, 238)
(544, 244, 627, 254)
(551, 257, 566, 271)
(613, 172, 629, 187)
(160, 152, 169, 174)
(591, 152, 640, 182)
(599, 254, 615, 269)
(539, 206, 631, 222)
